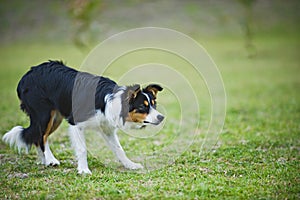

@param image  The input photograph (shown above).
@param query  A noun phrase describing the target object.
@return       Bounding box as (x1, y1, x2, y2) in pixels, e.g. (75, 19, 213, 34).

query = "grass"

(0, 31, 299, 199)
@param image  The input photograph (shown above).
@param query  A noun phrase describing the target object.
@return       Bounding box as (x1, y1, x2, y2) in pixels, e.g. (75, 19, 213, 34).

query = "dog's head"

(121, 84, 164, 129)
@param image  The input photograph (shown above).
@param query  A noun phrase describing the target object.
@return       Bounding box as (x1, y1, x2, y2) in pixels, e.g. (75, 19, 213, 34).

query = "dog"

(2, 61, 164, 174)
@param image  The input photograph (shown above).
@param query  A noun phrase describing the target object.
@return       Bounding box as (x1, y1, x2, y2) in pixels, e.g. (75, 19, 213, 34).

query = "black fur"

(17, 61, 116, 150)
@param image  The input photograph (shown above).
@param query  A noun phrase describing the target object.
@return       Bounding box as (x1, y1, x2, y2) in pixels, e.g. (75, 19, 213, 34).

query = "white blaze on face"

(143, 93, 164, 125)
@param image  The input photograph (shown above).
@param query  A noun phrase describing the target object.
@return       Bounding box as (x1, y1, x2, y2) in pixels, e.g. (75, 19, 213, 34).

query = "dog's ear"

(143, 84, 163, 98)
(127, 84, 141, 101)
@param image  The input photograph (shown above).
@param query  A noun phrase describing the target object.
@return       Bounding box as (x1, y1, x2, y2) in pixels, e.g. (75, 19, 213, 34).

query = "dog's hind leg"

(39, 140, 60, 166)
(21, 107, 61, 166)
(37, 110, 62, 166)
(101, 129, 143, 170)
(2, 109, 61, 167)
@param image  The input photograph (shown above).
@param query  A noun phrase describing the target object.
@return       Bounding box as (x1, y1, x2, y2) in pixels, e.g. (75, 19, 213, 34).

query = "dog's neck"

(104, 90, 125, 128)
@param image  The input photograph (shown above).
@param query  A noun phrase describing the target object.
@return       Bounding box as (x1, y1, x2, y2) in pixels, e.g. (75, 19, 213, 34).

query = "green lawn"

(0, 32, 299, 199)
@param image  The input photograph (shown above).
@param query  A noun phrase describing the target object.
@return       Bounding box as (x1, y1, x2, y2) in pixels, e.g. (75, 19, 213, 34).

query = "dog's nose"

(157, 114, 164, 122)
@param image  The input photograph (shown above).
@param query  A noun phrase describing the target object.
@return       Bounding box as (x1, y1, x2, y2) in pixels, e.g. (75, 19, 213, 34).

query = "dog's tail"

(2, 126, 30, 153)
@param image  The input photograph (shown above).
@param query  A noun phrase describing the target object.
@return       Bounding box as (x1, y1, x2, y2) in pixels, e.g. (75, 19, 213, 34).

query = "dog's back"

(17, 61, 77, 118)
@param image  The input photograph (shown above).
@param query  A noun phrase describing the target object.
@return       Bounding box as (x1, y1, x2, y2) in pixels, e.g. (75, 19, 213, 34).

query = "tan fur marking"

(43, 110, 63, 144)
(150, 90, 156, 96)
(144, 100, 149, 107)
(50, 111, 63, 133)
(126, 110, 147, 123)
(145, 86, 161, 98)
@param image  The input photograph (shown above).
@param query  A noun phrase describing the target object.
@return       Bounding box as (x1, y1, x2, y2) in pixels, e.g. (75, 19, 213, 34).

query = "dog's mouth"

(140, 121, 160, 129)
(136, 119, 164, 129)
(143, 121, 160, 126)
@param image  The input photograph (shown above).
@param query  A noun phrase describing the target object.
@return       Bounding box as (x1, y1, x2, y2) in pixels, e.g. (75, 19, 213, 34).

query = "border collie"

(2, 61, 164, 174)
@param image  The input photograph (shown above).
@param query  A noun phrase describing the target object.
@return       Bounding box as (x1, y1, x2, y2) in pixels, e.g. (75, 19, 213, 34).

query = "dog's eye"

(138, 104, 146, 109)
(135, 104, 147, 113)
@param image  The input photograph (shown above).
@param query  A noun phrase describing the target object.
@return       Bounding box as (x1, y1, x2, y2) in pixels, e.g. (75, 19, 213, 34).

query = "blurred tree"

(237, 0, 257, 58)
(68, 0, 101, 50)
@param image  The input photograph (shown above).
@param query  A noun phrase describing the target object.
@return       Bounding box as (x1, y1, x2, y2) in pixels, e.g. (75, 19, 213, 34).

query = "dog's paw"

(45, 158, 60, 166)
(77, 167, 92, 175)
(123, 161, 144, 170)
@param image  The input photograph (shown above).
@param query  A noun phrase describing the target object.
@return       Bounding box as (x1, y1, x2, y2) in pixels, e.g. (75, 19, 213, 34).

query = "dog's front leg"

(69, 125, 92, 174)
(102, 129, 143, 170)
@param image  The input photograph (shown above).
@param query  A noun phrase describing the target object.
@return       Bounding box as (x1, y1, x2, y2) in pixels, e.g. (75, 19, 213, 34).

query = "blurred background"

(0, 0, 299, 55)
